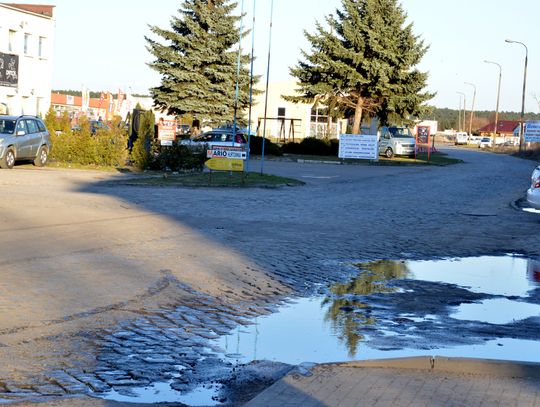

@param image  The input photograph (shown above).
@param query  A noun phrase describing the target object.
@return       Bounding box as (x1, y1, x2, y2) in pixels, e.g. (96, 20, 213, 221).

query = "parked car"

(469, 136, 481, 145)
(526, 164, 540, 208)
(180, 129, 247, 149)
(176, 124, 191, 139)
(478, 137, 492, 148)
(378, 126, 416, 158)
(455, 132, 469, 145)
(0, 115, 52, 169)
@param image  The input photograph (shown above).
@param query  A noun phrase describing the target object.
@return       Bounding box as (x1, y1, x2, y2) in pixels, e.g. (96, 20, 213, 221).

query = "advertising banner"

(338, 134, 378, 160)
(0, 52, 19, 88)
(158, 119, 177, 143)
(524, 121, 540, 143)
(206, 146, 247, 160)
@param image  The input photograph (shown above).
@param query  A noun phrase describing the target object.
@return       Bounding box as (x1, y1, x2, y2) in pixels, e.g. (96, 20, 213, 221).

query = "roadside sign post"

(158, 119, 176, 146)
(338, 134, 378, 161)
(524, 121, 540, 143)
(205, 146, 248, 184)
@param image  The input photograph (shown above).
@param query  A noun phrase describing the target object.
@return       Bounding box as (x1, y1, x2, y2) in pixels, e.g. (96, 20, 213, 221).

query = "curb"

(331, 356, 540, 379)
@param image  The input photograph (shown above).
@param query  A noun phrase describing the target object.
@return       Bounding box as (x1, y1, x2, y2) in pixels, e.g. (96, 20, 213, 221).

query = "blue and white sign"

(338, 134, 378, 160)
(524, 121, 540, 143)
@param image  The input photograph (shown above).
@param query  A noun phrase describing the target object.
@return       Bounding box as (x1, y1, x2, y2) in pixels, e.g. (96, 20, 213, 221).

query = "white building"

(250, 80, 348, 141)
(0, 3, 55, 116)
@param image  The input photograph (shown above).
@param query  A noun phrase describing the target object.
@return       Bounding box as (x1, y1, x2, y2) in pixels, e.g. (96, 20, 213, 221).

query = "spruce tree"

(146, 0, 252, 126)
(288, 0, 433, 133)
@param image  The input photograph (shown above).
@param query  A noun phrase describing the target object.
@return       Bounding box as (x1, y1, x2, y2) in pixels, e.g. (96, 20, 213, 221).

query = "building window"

(277, 107, 286, 117)
(38, 36, 46, 58)
(24, 33, 31, 55)
(9, 30, 17, 52)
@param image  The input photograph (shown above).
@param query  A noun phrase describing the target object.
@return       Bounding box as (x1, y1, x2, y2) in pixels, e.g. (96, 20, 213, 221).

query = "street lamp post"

(464, 82, 476, 136)
(484, 60, 502, 139)
(456, 92, 466, 131)
(505, 39, 528, 153)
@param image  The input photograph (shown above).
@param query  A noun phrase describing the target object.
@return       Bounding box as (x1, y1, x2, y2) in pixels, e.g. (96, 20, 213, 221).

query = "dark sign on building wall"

(0, 53, 19, 88)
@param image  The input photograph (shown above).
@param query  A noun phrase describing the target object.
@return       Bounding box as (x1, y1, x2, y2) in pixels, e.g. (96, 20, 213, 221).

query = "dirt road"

(0, 147, 538, 404)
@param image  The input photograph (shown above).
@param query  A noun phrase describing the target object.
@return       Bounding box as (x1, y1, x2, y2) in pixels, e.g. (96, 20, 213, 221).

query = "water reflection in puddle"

(404, 256, 540, 296)
(451, 298, 540, 325)
(214, 256, 540, 365)
(101, 381, 222, 406)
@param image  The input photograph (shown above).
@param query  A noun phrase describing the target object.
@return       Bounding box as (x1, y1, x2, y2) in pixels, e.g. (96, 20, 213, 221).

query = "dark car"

(180, 130, 247, 148)
(0, 115, 52, 169)
(176, 124, 191, 139)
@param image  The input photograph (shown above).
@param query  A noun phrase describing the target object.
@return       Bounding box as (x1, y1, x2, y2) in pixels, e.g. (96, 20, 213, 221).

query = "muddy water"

(215, 256, 540, 364)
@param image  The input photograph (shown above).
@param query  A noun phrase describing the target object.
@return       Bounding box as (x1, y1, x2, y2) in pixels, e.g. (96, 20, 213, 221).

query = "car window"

(25, 119, 39, 134)
(36, 120, 46, 132)
(197, 133, 213, 142)
(0, 119, 16, 134)
(16, 120, 27, 135)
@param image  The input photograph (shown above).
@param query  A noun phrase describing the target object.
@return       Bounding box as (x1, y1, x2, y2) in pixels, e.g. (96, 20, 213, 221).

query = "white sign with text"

(525, 121, 540, 143)
(338, 134, 378, 160)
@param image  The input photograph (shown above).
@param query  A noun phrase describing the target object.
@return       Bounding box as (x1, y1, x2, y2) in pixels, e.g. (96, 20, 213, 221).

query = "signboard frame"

(0, 52, 19, 88)
(524, 121, 540, 143)
(157, 119, 177, 143)
(338, 134, 378, 160)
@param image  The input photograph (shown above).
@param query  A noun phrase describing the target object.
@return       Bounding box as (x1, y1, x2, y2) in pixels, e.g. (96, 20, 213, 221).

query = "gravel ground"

(0, 146, 538, 406)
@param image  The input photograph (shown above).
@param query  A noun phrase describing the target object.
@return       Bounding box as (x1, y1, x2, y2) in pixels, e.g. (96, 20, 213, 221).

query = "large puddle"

(100, 255, 540, 405)
(216, 256, 540, 364)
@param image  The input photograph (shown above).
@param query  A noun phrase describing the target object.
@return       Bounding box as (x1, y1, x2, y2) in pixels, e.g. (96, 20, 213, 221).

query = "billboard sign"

(205, 158, 244, 172)
(158, 119, 177, 142)
(206, 146, 247, 160)
(338, 134, 378, 160)
(524, 121, 540, 143)
(0, 52, 19, 88)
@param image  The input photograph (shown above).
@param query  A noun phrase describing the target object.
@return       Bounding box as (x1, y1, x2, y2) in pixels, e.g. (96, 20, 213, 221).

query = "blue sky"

(22, 0, 540, 113)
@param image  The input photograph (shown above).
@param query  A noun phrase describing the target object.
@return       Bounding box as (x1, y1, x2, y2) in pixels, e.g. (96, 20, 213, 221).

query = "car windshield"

(0, 119, 16, 134)
(387, 127, 412, 138)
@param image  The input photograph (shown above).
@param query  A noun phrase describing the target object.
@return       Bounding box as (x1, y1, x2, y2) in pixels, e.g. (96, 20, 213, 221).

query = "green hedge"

(282, 137, 339, 156)
(49, 116, 128, 166)
(248, 136, 283, 156)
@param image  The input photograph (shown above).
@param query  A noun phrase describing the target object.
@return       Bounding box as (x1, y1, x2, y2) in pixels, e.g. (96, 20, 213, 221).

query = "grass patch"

(115, 171, 304, 188)
(377, 152, 463, 166)
(279, 152, 462, 166)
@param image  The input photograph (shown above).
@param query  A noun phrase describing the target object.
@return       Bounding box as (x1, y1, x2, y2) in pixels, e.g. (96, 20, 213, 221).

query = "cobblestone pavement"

(0, 146, 539, 405)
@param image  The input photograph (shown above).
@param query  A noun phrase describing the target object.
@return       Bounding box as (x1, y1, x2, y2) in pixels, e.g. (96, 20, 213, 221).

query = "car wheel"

(0, 147, 15, 169)
(385, 148, 394, 158)
(33, 145, 48, 167)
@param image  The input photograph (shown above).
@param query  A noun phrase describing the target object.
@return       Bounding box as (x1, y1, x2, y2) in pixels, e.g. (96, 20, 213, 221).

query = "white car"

(469, 136, 481, 145)
(455, 132, 469, 145)
(478, 137, 492, 148)
(526, 164, 540, 208)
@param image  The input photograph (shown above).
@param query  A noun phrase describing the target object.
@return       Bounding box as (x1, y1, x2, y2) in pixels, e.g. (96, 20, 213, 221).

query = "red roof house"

(477, 120, 519, 136)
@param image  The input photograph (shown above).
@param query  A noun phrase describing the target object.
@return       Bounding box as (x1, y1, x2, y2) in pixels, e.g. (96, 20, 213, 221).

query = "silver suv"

(0, 115, 52, 169)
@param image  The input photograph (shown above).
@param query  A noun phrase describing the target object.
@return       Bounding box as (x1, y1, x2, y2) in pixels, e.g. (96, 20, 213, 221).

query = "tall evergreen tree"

(146, 0, 252, 126)
(287, 0, 433, 133)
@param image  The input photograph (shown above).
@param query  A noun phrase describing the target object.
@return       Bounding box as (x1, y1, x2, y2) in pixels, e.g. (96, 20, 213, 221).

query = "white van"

(378, 126, 416, 158)
(455, 132, 469, 145)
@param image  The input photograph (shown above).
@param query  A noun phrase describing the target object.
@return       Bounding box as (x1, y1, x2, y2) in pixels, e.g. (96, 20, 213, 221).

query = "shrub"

(50, 116, 128, 166)
(130, 110, 155, 170)
(282, 137, 338, 156)
(248, 136, 283, 156)
(150, 142, 207, 172)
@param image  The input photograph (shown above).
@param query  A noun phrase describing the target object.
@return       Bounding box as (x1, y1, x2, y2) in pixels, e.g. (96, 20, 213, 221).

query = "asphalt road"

(0, 146, 538, 405)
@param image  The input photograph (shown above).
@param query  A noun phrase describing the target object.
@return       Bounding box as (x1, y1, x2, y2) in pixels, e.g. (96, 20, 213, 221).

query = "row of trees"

(147, 0, 432, 129)
(430, 108, 540, 132)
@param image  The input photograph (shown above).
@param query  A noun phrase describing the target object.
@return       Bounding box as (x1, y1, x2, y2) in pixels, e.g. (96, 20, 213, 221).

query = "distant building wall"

(250, 80, 347, 141)
(0, 3, 55, 116)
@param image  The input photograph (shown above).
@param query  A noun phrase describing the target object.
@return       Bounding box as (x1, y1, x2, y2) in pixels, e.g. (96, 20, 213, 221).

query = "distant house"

(477, 120, 520, 145)
(477, 120, 519, 136)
